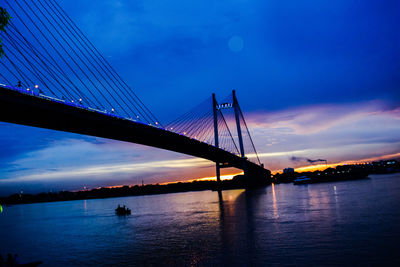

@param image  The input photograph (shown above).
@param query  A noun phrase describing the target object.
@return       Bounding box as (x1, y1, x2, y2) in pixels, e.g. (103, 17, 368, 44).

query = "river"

(1, 173, 400, 266)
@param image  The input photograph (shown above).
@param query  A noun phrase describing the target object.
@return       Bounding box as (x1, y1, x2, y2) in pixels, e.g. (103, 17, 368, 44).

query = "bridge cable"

(3, 29, 76, 100)
(218, 109, 240, 154)
(0, 72, 13, 86)
(0, 34, 61, 97)
(5, 24, 97, 106)
(5, 0, 107, 110)
(5, 16, 96, 107)
(19, 0, 132, 118)
(35, 0, 144, 120)
(1, 31, 76, 99)
(48, 0, 162, 125)
(2, 0, 163, 125)
(0, 55, 34, 89)
(0, 60, 30, 87)
(238, 104, 261, 165)
(4, 1, 91, 102)
(41, 0, 156, 123)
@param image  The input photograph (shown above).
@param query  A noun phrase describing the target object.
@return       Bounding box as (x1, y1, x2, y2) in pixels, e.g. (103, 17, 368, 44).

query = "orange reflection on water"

(271, 183, 279, 219)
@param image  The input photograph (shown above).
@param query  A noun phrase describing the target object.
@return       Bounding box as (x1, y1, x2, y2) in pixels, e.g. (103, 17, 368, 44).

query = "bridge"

(0, 0, 270, 186)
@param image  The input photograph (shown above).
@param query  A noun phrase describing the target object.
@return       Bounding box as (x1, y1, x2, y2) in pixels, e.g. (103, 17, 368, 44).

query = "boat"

(293, 170, 369, 185)
(293, 176, 312, 185)
(115, 205, 131, 215)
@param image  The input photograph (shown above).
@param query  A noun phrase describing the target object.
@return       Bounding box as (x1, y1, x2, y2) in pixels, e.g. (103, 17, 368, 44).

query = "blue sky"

(0, 0, 399, 195)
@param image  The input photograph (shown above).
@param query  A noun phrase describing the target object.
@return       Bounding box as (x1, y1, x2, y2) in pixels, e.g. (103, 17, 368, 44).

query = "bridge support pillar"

(233, 90, 248, 177)
(216, 163, 221, 183)
(212, 93, 221, 186)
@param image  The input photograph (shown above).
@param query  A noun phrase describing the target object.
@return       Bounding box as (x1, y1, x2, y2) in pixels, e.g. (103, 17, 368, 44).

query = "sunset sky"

(0, 0, 399, 195)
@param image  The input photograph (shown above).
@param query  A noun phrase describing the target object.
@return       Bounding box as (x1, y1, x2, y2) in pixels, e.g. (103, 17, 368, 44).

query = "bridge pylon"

(232, 90, 248, 177)
(213, 90, 260, 188)
(212, 93, 221, 184)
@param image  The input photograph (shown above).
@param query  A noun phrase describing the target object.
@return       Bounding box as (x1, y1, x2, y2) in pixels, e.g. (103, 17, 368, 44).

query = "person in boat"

(116, 204, 130, 214)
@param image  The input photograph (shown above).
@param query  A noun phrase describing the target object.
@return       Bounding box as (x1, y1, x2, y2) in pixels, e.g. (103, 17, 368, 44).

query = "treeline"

(0, 175, 269, 205)
(2, 160, 397, 205)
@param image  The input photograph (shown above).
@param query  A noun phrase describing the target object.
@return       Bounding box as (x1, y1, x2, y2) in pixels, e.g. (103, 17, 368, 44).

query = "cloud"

(0, 136, 212, 180)
(290, 156, 327, 164)
(0, 157, 210, 183)
(243, 101, 400, 170)
(248, 100, 399, 135)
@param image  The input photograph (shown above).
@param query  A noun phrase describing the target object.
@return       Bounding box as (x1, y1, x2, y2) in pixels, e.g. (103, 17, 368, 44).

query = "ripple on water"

(1, 174, 400, 266)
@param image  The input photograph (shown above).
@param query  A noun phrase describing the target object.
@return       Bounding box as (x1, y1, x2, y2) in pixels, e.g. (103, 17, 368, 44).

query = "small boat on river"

(293, 169, 369, 185)
(293, 176, 312, 185)
(115, 205, 131, 215)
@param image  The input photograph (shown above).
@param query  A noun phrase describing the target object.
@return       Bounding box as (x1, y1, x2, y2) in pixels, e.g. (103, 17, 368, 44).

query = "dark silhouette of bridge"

(0, 0, 270, 186)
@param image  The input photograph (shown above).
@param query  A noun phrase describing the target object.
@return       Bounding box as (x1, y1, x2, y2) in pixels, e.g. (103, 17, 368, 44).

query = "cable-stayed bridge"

(0, 0, 270, 186)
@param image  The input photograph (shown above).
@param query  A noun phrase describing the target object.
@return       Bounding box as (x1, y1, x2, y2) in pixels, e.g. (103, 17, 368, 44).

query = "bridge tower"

(232, 90, 245, 158)
(232, 90, 248, 177)
(212, 93, 221, 184)
(212, 90, 249, 185)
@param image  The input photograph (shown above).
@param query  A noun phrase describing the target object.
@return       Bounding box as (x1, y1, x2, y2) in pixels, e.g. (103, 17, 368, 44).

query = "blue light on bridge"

(0, 83, 166, 128)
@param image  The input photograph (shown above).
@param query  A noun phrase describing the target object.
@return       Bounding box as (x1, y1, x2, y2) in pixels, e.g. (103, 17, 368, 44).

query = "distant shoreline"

(0, 179, 258, 205)
(1, 159, 398, 206)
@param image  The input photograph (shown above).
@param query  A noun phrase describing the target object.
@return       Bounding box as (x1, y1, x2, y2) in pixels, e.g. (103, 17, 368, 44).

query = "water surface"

(1, 173, 400, 266)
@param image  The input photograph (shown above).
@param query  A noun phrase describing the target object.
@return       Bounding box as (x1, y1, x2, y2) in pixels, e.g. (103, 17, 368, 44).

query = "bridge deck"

(0, 85, 265, 173)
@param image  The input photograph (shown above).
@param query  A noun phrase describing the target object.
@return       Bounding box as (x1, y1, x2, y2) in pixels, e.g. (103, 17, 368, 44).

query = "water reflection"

(1, 174, 400, 266)
(217, 189, 266, 266)
(271, 183, 279, 219)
